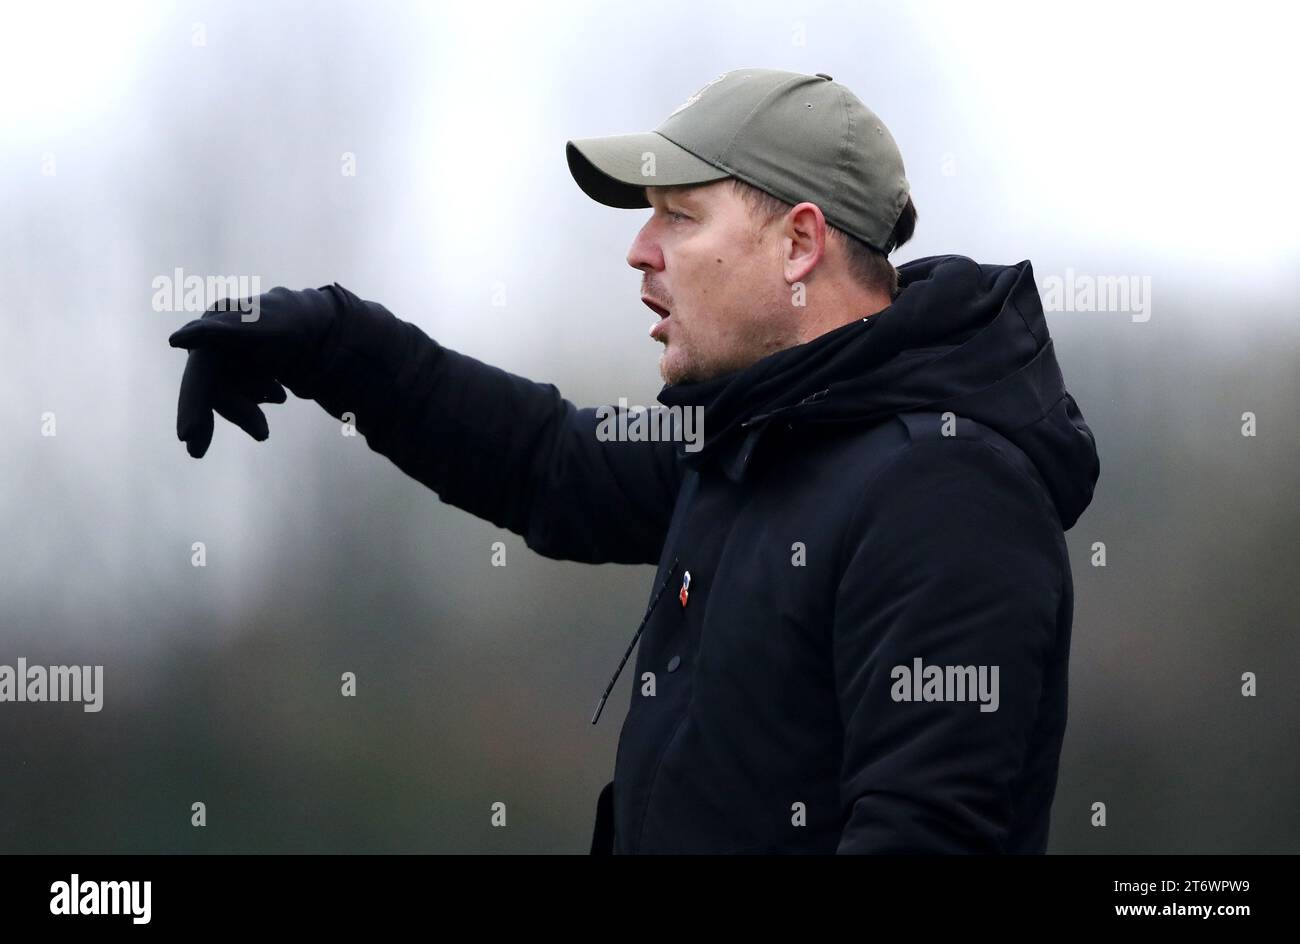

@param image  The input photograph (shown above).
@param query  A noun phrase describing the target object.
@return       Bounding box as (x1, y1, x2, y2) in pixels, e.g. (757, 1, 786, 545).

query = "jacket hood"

(656, 254, 1100, 530)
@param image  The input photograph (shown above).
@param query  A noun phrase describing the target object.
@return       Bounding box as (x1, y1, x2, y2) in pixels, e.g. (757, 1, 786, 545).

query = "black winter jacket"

(293, 253, 1101, 854)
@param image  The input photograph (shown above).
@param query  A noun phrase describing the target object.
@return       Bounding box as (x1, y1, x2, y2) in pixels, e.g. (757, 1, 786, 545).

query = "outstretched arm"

(171, 283, 683, 565)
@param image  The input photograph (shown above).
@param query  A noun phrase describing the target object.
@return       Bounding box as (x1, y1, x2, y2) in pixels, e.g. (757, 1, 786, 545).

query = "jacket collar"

(676, 387, 831, 484)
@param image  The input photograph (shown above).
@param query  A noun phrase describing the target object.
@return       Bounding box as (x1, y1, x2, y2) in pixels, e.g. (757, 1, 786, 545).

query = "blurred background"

(1, 0, 1297, 853)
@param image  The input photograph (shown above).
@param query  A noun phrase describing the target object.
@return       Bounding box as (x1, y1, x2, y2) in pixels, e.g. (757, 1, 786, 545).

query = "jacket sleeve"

(831, 436, 1065, 853)
(302, 283, 683, 565)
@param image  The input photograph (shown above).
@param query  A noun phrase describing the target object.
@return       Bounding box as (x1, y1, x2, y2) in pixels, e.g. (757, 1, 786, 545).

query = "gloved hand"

(168, 286, 341, 457)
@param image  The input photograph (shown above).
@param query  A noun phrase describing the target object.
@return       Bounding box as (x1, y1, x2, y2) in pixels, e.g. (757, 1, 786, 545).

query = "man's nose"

(626, 219, 664, 273)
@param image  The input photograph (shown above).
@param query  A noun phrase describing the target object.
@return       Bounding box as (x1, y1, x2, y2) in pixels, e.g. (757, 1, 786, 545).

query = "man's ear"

(783, 202, 828, 285)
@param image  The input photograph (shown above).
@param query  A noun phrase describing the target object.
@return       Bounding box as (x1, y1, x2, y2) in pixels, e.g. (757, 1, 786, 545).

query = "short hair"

(726, 177, 917, 299)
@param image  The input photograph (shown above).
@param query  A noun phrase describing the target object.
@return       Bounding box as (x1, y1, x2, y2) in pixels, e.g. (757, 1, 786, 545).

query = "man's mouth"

(642, 296, 672, 341)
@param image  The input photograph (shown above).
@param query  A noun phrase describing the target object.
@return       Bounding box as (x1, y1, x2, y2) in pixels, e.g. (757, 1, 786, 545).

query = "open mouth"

(643, 297, 672, 342)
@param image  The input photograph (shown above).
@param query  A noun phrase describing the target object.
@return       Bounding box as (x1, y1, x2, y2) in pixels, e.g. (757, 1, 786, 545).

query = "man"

(169, 68, 1100, 854)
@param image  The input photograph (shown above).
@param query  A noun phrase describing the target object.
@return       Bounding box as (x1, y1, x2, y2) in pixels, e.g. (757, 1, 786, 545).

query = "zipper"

(590, 556, 680, 724)
(741, 387, 830, 428)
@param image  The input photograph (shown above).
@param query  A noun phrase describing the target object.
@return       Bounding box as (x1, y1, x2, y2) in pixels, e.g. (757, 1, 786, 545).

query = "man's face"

(627, 180, 798, 385)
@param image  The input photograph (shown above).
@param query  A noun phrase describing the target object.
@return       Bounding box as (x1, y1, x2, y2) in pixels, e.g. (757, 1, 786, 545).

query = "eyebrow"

(650, 186, 701, 208)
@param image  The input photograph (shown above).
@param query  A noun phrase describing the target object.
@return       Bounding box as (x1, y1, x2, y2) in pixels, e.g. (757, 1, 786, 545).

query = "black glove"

(168, 286, 342, 457)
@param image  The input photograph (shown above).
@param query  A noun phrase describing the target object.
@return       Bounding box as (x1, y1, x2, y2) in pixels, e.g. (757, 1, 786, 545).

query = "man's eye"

(668, 210, 688, 223)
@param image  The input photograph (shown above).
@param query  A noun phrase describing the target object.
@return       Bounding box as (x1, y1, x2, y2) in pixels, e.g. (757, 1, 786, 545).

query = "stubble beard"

(659, 321, 797, 386)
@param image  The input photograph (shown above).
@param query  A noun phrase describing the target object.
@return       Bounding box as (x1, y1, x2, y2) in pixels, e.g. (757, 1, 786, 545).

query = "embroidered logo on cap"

(667, 73, 728, 118)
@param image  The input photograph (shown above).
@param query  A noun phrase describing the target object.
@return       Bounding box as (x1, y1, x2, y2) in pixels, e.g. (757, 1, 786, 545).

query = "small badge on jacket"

(679, 570, 691, 608)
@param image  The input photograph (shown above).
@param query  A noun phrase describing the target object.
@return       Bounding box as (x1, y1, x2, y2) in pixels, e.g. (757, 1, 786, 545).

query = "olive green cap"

(566, 68, 910, 253)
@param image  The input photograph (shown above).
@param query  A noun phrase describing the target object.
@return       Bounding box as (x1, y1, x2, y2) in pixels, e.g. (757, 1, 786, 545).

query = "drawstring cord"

(590, 556, 680, 725)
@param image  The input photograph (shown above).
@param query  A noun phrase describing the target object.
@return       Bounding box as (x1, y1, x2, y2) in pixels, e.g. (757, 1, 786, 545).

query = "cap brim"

(566, 132, 731, 209)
